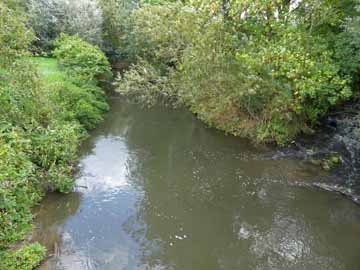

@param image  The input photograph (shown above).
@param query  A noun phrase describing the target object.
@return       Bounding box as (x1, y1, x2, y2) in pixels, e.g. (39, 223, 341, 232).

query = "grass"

(0, 57, 61, 84)
(30, 57, 65, 83)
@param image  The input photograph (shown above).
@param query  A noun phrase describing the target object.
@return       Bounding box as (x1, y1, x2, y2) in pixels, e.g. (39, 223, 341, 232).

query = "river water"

(33, 98, 360, 270)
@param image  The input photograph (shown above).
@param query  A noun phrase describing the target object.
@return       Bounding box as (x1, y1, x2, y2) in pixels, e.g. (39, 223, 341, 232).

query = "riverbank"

(0, 35, 111, 269)
(268, 101, 360, 204)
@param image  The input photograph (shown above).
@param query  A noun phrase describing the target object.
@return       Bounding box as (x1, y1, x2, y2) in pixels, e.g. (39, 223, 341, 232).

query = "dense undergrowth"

(114, 0, 360, 145)
(0, 2, 111, 268)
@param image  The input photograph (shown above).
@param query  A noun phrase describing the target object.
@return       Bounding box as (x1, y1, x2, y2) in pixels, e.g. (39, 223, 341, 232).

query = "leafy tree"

(98, 0, 137, 59)
(26, 0, 103, 52)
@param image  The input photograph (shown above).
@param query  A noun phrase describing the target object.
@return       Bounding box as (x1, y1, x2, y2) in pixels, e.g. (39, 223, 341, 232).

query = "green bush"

(177, 27, 350, 143)
(52, 35, 112, 129)
(0, 128, 38, 249)
(54, 34, 112, 82)
(32, 57, 109, 130)
(47, 79, 108, 130)
(0, 2, 34, 67)
(0, 243, 45, 270)
(30, 122, 80, 191)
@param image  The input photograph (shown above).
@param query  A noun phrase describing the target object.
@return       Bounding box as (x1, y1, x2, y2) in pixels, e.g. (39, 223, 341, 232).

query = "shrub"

(54, 34, 112, 82)
(0, 2, 34, 66)
(57, 82, 108, 129)
(52, 35, 111, 128)
(30, 122, 80, 191)
(0, 128, 39, 249)
(31, 56, 109, 130)
(43, 78, 108, 130)
(0, 243, 46, 270)
(178, 27, 350, 143)
(52, 35, 111, 129)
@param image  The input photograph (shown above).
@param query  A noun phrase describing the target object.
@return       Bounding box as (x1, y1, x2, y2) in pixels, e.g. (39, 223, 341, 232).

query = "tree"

(98, 0, 137, 59)
(26, 0, 103, 52)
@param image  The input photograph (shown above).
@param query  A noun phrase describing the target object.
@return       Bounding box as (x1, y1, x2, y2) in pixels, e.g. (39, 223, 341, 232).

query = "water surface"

(34, 98, 360, 270)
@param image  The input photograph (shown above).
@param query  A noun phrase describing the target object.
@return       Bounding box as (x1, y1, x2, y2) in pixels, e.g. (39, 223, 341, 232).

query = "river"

(33, 97, 360, 270)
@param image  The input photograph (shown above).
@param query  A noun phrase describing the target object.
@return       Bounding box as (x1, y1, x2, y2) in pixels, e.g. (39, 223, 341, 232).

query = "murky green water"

(33, 98, 360, 270)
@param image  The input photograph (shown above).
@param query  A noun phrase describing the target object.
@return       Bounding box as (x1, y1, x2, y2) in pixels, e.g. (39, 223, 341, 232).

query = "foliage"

(116, 60, 176, 106)
(178, 26, 350, 143)
(116, 0, 353, 144)
(52, 35, 111, 129)
(0, 1, 111, 268)
(0, 243, 45, 270)
(54, 34, 112, 82)
(26, 0, 140, 58)
(124, 2, 201, 67)
(0, 2, 34, 66)
(98, 0, 137, 59)
(0, 128, 39, 249)
(31, 57, 108, 130)
(334, 3, 360, 90)
(26, 0, 103, 51)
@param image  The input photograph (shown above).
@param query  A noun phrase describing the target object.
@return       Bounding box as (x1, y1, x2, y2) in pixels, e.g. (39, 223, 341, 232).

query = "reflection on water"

(33, 193, 81, 252)
(33, 98, 360, 270)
